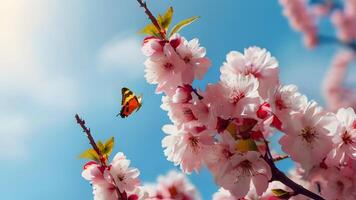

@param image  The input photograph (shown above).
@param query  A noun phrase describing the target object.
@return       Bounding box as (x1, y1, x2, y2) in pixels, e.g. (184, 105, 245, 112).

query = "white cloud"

(98, 35, 145, 77)
(0, 0, 79, 160)
(0, 114, 31, 159)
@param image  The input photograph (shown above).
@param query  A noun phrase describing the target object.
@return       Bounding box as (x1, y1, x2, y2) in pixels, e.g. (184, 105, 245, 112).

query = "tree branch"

(75, 114, 125, 200)
(75, 114, 106, 166)
(262, 139, 325, 200)
(136, 0, 167, 40)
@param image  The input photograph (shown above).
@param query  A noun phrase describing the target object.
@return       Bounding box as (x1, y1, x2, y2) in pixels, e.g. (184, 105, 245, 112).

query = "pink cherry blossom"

(218, 74, 261, 118)
(190, 98, 217, 130)
(82, 162, 119, 200)
(161, 124, 214, 173)
(92, 181, 119, 200)
(161, 96, 197, 127)
(326, 107, 356, 166)
(82, 162, 107, 185)
(175, 35, 211, 80)
(144, 170, 201, 200)
(279, 101, 335, 169)
(214, 151, 272, 199)
(204, 142, 235, 179)
(142, 36, 164, 59)
(172, 84, 194, 104)
(220, 47, 279, 98)
(143, 34, 210, 97)
(266, 84, 308, 129)
(144, 43, 188, 96)
(109, 152, 141, 193)
(269, 84, 308, 115)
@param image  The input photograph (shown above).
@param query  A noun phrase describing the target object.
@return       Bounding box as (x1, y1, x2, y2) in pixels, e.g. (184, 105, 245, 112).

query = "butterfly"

(118, 87, 142, 118)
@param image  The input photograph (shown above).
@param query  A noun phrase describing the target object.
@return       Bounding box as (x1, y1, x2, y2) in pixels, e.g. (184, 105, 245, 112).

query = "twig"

(192, 88, 204, 100)
(262, 139, 325, 200)
(75, 114, 125, 200)
(75, 114, 106, 166)
(136, 0, 166, 40)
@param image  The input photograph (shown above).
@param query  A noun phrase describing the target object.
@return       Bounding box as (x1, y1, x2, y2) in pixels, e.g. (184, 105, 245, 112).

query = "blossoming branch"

(75, 1, 356, 200)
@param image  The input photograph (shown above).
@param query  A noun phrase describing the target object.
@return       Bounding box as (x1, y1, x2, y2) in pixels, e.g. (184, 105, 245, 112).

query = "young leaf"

(169, 16, 199, 37)
(78, 148, 100, 162)
(226, 122, 237, 139)
(139, 24, 161, 37)
(103, 137, 115, 157)
(158, 6, 174, 31)
(97, 140, 105, 151)
(271, 189, 290, 199)
(235, 138, 258, 153)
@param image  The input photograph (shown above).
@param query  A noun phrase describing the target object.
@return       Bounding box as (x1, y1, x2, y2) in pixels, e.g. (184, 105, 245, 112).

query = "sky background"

(0, 0, 355, 199)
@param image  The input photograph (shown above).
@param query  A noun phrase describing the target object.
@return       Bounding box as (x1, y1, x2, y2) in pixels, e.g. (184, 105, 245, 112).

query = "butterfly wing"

(121, 87, 133, 105)
(119, 88, 142, 118)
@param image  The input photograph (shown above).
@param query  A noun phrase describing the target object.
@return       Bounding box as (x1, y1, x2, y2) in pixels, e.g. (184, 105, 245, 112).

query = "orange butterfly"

(118, 87, 142, 118)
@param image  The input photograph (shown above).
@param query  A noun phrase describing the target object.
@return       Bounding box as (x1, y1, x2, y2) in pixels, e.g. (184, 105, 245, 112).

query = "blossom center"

(182, 107, 197, 121)
(188, 135, 200, 150)
(229, 90, 245, 104)
(342, 131, 353, 144)
(164, 63, 174, 70)
(238, 160, 253, 176)
(183, 56, 191, 63)
(336, 180, 344, 192)
(168, 186, 178, 198)
(245, 63, 261, 78)
(116, 173, 125, 182)
(300, 127, 317, 143)
(222, 148, 233, 159)
(275, 98, 287, 110)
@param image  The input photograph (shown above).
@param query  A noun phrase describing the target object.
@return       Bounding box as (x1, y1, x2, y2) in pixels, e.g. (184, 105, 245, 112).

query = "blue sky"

(0, 0, 353, 199)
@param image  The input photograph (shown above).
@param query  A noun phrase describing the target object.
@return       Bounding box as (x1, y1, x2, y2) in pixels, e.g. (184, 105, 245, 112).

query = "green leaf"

(78, 137, 114, 163)
(97, 140, 105, 151)
(139, 24, 161, 37)
(271, 189, 290, 199)
(235, 139, 258, 153)
(78, 148, 100, 162)
(158, 6, 174, 31)
(169, 16, 199, 37)
(103, 137, 115, 156)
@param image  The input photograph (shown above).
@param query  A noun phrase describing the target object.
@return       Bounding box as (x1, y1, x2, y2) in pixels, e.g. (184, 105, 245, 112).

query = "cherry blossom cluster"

(76, 115, 201, 200)
(82, 152, 144, 200)
(279, 0, 356, 111)
(142, 33, 356, 199)
(82, 157, 200, 200)
(279, 0, 356, 47)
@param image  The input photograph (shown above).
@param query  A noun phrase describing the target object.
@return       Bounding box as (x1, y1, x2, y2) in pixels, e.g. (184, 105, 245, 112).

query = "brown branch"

(75, 114, 106, 166)
(136, 0, 167, 40)
(192, 88, 204, 100)
(262, 139, 325, 200)
(75, 114, 125, 200)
